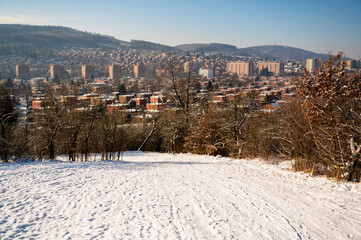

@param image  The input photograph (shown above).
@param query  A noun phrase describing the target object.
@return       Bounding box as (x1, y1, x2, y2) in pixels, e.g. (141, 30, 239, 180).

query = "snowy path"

(0, 152, 360, 240)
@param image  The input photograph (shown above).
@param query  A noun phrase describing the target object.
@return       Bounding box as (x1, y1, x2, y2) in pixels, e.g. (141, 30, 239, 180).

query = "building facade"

(16, 64, 30, 79)
(134, 64, 146, 78)
(257, 61, 284, 75)
(345, 60, 358, 71)
(50, 65, 64, 79)
(82, 65, 95, 79)
(109, 64, 122, 79)
(305, 58, 321, 72)
(226, 61, 254, 76)
(199, 68, 214, 78)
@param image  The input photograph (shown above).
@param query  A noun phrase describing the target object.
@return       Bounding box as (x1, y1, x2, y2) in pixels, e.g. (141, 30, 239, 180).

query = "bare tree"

(166, 57, 199, 123)
(32, 92, 65, 160)
(296, 53, 361, 181)
(79, 104, 105, 161)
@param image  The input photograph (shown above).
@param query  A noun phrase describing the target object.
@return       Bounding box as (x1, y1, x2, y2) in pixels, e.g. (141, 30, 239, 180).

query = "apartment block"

(199, 68, 214, 78)
(305, 58, 321, 72)
(226, 61, 254, 76)
(119, 94, 134, 103)
(134, 64, 146, 78)
(82, 65, 95, 79)
(109, 64, 122, 79)
(50, 65, 64, 79)
(16, 64, 30, 79)
(345, 60, 358, 71)
(257, 61, 284, 75)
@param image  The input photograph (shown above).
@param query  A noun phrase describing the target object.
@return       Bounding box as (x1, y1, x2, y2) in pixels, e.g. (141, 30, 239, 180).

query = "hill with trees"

(175, 43, 239, 53)
(175, 43, 330, 61)
(0, 24, 125, 48)
(0, 24, 180, 56)
(239, 45, 330, 61)
(0, 24, 344, 60)
(129, 39, 178, 52)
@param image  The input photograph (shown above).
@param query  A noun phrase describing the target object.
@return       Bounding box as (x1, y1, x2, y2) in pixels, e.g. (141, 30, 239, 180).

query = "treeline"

(0, 54, 360, 181)
(0, 24, 121, 49)
(0, 44, 55, 58)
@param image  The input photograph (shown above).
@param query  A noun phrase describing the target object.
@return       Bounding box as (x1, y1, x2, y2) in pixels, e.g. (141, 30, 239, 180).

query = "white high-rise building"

(305, 58, 321, 72)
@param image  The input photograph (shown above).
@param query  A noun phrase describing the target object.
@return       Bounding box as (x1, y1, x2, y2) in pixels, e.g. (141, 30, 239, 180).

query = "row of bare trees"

(4, 93, 151, 162)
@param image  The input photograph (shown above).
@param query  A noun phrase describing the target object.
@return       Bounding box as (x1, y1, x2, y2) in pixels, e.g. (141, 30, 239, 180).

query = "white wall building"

(305, 58, 321, 72)
(199, 68, 214, 79)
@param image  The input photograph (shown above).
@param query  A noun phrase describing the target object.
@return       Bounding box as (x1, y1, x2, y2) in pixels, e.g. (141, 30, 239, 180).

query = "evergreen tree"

(0, 85, 17, 161)
(5, 77, 14, 93)
(53, 74, 60, 84)
(207, 81, 213, 91)
(118, 84, 127, 95)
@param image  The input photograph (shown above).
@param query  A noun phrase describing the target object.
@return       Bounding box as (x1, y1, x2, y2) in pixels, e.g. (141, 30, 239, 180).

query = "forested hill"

(0, 24, 332, 60)
(0, 24, 180, 56)
(239, 45, 330, 61)
(129, 40, 179, 52)
(176, 43, 330, 61)
(0, 24, 126, 48)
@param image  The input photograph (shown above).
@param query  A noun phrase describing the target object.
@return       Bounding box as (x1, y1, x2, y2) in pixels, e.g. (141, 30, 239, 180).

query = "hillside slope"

(129, 39, 178, 52)
(175, 43, 329, 61)
(0, 24, 125, 48)
(0, 152, 360, 239)
(240, 45, 329, 61)
(0, 24, 344, 60)
(176, 43, 239, 53)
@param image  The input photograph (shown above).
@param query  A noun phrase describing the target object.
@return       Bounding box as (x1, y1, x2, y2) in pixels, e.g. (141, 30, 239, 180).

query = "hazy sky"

(0, 0, 360, 58)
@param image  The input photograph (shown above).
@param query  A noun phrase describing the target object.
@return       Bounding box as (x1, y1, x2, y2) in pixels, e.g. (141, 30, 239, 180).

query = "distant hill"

(175, 43, 330, 61)
(0, 24, 126, 48)
(176, 43, 238, 53)
(239, 45, 330, 61)
(0, 24, 333, 60)
(129, 40, 178, 52)
(0, 24, 181, 55)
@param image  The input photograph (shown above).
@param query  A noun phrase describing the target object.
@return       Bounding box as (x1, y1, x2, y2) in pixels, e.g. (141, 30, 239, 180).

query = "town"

(2, 47, 359, 120)
(1, 0, 361, 238)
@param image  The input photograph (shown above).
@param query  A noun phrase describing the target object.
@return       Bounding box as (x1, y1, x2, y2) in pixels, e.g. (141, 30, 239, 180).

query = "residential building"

(82, 65, 95, 79)
(184, 62, 200, 73)
(50, 65, 64, 79)
(119, 94, 134, 103)
(155, 69, 168, 77)
(305, 58, 321, 72)
(345, 60, 358, 71)
(226, 61, 254, 76)
(199, 68, 214, 78)
(134, 64, 146, 78)
(257, 61, 284, 75)
(16, 64, 30, 79)
(109, 64, 121, 79)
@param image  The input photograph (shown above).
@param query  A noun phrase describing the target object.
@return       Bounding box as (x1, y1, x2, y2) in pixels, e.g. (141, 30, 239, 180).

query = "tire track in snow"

(0, 153, 360, 240)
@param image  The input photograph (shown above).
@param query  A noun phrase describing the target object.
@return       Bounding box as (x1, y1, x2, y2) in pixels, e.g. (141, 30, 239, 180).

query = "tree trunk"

(68, 130, 79, 161)
(49, 139, 54, 160)
(84, 134, 89, 161)
(1, 122, 8, 162)
(138, 127, 157, 151)
(348, 158, 360, 182)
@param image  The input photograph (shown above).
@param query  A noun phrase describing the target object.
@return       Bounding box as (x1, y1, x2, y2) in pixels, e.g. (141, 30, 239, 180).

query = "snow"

(0, 152, 360, 240)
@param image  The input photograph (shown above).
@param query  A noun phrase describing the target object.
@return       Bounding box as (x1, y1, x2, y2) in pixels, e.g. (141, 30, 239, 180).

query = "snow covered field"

(0, 152, 360, 240)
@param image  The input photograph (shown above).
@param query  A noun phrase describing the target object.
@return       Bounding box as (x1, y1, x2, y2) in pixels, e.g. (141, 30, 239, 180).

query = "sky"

(0, 0, 360, 58)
